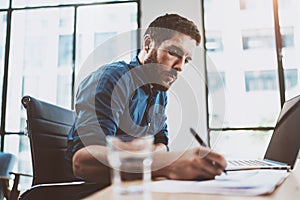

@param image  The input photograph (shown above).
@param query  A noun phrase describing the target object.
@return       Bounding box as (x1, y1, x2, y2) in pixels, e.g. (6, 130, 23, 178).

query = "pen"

(190, 127, 207, 147)
(189, 127, 227, 175)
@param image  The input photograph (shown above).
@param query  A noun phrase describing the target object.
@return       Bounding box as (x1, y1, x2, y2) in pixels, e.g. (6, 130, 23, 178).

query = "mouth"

(165, 73, 177, 85)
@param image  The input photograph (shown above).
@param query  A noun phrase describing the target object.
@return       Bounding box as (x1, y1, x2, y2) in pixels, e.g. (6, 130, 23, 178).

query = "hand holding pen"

(190, 128, 227, 175)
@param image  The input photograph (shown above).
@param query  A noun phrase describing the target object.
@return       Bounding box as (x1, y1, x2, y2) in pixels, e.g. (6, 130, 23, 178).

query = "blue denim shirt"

(66, 57, 169, 160)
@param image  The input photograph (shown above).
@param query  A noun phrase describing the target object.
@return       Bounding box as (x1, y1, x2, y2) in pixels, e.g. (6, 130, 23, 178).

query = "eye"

(185, 57, 193, 64)
(168, 50, 180, 58)
(166, 46, 191, 64)
(168, 48, 183, 59)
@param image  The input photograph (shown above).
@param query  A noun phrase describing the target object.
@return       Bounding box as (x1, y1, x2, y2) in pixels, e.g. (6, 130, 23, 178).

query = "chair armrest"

(9, 172, 32, 178)
(0, 172, 32, 200)
(19, 181, 106, 200)
(8, 172, 33, 200)
(0, 171, 30, 181)
(9, 172, 32, 191)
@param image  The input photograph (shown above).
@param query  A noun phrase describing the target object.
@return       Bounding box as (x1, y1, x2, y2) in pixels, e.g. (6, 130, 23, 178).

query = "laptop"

(226, 95, 300, 171)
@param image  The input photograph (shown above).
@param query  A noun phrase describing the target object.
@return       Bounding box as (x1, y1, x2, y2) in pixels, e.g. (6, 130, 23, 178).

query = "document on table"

(147, 170, 289, 196)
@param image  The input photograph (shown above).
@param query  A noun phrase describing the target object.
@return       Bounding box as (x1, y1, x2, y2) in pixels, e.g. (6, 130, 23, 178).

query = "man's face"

(143, 32, 197, 91)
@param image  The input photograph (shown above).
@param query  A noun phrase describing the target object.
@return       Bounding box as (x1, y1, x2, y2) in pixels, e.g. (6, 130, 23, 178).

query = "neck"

(137, 50, 154, 89)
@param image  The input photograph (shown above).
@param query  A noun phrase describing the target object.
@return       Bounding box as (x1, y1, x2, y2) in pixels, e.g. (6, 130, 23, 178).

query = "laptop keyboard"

(228, 160, 273, 166)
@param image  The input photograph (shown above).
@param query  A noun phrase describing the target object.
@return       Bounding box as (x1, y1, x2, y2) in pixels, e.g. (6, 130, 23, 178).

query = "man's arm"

(72, 145, 111, 184)
(154, 143, 169, 152)
(72, 144, 167, 183)
(72, 145, 227, 183)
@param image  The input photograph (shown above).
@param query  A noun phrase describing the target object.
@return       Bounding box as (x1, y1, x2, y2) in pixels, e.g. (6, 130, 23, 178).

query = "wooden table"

(84, 161, 300, 200)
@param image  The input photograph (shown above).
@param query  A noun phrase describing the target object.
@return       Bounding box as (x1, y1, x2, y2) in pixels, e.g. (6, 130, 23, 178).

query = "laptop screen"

(264, 95, 300, 169)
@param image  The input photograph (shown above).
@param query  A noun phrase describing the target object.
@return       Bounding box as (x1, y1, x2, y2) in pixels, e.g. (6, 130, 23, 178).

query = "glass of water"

(106, 135, 154, 194)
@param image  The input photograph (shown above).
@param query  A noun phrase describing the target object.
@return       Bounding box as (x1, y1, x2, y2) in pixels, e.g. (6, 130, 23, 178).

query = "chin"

(153, 82, 170, 91)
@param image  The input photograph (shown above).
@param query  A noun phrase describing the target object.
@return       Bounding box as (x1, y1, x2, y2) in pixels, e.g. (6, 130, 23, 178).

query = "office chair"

(0, 152, 16, 200)
(19, 96, 106, 200)
(0, 152, 27, 200)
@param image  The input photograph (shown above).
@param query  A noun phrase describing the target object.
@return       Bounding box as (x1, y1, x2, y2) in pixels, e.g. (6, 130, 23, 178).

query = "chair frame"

(19, 96, 103, 200)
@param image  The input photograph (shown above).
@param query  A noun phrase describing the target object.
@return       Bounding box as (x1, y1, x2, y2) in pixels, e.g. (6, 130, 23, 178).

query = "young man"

(66, 13, 226, 189)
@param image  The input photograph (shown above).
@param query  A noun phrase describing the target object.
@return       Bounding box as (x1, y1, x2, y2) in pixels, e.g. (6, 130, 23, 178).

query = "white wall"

(140, 0, 207, 151)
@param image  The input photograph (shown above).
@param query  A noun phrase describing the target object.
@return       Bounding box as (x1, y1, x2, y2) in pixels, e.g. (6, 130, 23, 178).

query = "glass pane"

(278, 0, 300, 100)
(0, 0, 8, 8)
(204, 0, 281, 128)
(7, 7, 74, 132)
(4, 134, 33, 192)
(75, 2, 138, 87)
(12, 0, 130, 8)
(0, 12, 6, 123)
(210, 130, 272, 159)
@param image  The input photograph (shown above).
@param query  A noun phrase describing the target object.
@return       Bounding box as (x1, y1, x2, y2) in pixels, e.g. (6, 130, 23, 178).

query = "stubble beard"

(143, 50, 169, 91)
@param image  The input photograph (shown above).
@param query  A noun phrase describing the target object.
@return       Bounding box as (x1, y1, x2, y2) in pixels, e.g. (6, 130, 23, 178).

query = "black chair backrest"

(21, 96, 77, 185)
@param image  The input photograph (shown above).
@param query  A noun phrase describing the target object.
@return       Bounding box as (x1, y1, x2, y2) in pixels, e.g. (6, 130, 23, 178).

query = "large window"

(203, 0, 300, 159)
(1, 0, 139, 191)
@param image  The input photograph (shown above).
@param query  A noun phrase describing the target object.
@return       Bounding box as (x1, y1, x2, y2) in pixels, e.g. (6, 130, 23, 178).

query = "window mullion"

(71, 6, 77, 110)
(272, 0, 286, 107)
(1, 0, 12, 151)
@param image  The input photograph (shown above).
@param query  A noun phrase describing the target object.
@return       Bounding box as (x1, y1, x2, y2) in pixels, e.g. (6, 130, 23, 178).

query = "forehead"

(158, 32, 197, 56)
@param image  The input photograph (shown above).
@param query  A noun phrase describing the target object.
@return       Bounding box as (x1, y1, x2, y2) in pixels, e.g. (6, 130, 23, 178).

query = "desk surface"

(84, 161, 300, 200)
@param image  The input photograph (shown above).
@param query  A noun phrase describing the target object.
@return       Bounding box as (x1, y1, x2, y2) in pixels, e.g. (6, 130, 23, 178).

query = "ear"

(143, 34, 153, 53)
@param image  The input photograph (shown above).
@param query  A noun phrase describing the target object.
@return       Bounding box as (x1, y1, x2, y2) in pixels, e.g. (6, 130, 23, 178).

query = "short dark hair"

(144, 13, 201, 46)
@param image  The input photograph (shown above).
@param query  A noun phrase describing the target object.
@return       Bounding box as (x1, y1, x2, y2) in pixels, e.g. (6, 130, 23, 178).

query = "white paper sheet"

(147, 170, 289, 196)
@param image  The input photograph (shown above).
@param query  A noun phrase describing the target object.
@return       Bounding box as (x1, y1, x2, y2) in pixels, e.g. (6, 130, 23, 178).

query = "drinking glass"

(106, 135, 154, 194)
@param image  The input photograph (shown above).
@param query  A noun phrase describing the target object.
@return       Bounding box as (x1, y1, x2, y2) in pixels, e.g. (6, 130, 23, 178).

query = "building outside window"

(245, 69, 298, 92)
(242, 27, 294, 50)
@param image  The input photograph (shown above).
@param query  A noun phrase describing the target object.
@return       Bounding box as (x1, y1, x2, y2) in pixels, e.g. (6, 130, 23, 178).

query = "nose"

(173, 57, 185, 72)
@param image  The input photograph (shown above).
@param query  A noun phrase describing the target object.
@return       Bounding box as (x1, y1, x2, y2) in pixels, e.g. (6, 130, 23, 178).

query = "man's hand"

(152, 147, 227, 180)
